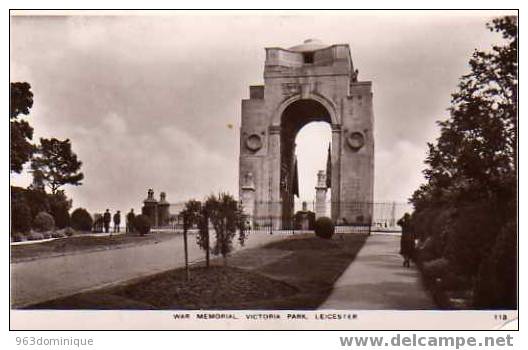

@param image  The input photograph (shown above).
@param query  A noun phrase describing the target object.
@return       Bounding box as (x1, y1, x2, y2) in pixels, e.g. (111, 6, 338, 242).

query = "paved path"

(11, 231, 290, 308)
(319, 234, 435, 309)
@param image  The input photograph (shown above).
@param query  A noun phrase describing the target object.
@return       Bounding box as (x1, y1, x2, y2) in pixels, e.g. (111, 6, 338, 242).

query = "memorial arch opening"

(280, 99, 332, 228)
(239, 39, 375, 230)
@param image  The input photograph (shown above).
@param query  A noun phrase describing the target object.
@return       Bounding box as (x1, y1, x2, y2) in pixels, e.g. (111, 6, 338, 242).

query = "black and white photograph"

(8, 10, 518, 331)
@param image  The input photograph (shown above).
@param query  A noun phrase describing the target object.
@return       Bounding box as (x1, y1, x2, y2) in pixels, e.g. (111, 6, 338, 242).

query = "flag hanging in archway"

(326, 143, 331, 188)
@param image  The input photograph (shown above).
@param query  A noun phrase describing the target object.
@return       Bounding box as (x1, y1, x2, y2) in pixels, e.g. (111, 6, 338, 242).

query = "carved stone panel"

(245, 134, 263, 152)
(281, 83, 300, 96)
(346, 132, 365, 151)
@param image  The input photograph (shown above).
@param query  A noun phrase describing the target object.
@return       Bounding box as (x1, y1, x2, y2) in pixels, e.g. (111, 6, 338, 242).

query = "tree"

(23, 187, 50, 221)
(10, 82, 35, 173)
(29, 169, 46, 191)
(31, 138, 84, 194)
(409, 16, 517, 308)
(48, 190, 72, 229)
(181, 199, 212, 267)
(178, 199, 204, 280)
(474, 218, 517, 309)
(204, 193, 247, 265)
(197, 207, 211, 267)
(183, 199, 202, 228)
(414, 16, 517, 210)
(11, 197, 32, 233)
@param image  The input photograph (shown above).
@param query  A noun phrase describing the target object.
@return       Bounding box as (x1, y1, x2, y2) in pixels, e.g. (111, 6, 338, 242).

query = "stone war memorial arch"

(239, 39, 374, 230)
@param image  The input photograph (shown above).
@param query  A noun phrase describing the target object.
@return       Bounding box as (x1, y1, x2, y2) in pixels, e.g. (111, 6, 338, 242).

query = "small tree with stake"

(180, 199, 202, 280)
(204, 193, 247, 266)
(180, 194, 247, 277)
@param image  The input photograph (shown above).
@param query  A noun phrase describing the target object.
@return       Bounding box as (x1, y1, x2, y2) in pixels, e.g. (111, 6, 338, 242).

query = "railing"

(162, 200, 410, 234)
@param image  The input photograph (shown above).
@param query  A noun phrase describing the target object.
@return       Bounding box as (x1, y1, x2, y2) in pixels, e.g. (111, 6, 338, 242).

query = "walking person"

(397, 213, 415, 268)
(103, 209, 111, 234)
(126, 209, 135, 233)
(113, 210, 121, 233)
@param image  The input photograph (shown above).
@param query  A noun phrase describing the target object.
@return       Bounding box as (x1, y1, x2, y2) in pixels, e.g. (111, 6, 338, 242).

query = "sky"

(9, 11, 512, 215)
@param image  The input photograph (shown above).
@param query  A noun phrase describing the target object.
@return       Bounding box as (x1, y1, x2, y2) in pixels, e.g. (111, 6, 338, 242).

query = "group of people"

(100, 209, 137, 234)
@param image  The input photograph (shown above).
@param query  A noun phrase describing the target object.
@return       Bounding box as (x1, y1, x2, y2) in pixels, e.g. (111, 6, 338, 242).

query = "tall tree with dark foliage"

(30, 138, 84, 194)
(10, 82, 35, 173)
(410, 16, 517, 309)
(417, 16, 517, 208)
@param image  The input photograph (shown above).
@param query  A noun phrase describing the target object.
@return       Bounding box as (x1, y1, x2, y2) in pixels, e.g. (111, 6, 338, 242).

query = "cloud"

(61, 119, 236, 214)
(374, 140, 428, 202)
(102, 112, 127, 135)
(9, 13, 507, 214)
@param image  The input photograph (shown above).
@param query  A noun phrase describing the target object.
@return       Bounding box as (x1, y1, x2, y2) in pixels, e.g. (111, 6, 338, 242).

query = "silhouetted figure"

(126, 209, 135, 233)
(398, 213, 415, 268)
(103, 209, 111, 234)
(113, 210, 121, 233)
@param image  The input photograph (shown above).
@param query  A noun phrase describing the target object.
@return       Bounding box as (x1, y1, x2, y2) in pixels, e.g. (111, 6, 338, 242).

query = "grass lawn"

(28, 233, 368, 310)
(10, 232, 179, 263)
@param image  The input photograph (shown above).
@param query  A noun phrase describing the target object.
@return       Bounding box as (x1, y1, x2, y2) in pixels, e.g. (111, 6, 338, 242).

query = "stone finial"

(158, 191, 169, 205)
(144, 188, 158, 204)
(352, 68, 359, 82)
(302, 201, 308, 212)
(243, 172, 255, 189)
(316, 170, 327, 188)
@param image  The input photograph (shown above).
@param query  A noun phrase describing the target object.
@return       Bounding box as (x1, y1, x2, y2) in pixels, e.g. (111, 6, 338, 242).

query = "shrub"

(51, 206, 70, 229)
(412, 207, 439, 239)
(48, 191, 72, 229)
(11, 199, 32, 233)
(134, 215, 151, 236)
(412, 206, 450, 238)
(71, 208, 93, 231)
(314, 217, 334, 239)
(64, 227, 75, 237)
(413, 206, 456, 265)
(430, 208, 455, 243)
(11, 186, 74, 231)
(27, 231, 44, 241)
(33, 211, 55, 232)
(422, 257, 450, 279)
(440, 271, 471, 291)
(444, 202, 501, 277)
(51, 231, 66, 238)
(24, 188, 50, 220)
(11, 233, 26, 242)
(416, 236, 443, 263)
(474, 218, 517, 309)
(203, 193, 247, 263)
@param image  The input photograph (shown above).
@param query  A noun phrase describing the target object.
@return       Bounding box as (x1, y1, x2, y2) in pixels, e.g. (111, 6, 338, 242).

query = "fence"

(160, 200, 411, 235)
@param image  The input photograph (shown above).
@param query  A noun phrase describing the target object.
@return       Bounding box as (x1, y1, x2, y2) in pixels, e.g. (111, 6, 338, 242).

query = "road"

(11, 230, 290, 308)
